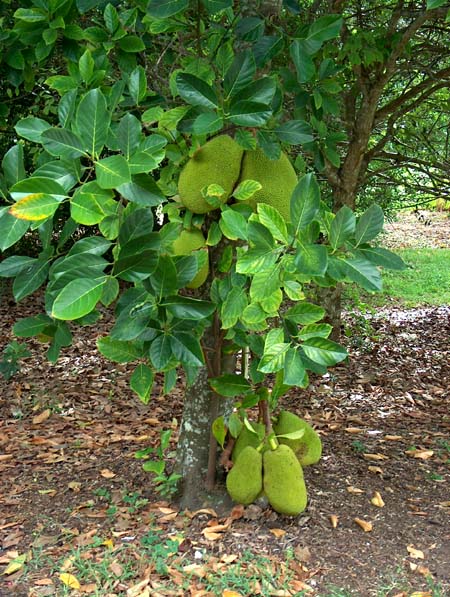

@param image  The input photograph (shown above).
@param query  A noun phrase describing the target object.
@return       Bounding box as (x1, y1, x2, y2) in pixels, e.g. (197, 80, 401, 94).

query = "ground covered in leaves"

(0, 212, 449, 597)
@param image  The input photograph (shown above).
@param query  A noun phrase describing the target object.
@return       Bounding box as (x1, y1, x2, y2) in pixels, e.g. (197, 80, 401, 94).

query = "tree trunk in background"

(315, 283, 343, 342)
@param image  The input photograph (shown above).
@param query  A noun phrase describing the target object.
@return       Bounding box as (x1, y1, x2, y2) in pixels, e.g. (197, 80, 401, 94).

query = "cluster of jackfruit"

(177, 135, 297, 220)
(226, 410, 322, 516)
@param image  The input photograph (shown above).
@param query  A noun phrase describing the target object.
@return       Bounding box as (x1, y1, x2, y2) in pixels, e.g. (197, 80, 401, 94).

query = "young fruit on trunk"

(226, 446, 263, 505)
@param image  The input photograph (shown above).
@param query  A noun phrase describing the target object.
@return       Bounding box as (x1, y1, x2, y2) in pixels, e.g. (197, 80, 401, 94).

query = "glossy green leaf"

(176, 73, 218, 109)
(13, 260, 50, 301)
(76, 89, 110, 157)
(13, 314, 53, 337)
(117, 175, 164, 206)
(130, 364, 154, 403)
(343, 257, 382, 291)
(70, 182, 114, 225)
(355, 247, 406, 270)
(118, 35, 145, 52)
(302, 337, 347, 366)
(232, 77, 276, 105)
(354, 204, 384, 245)
(147, 0, 189, 18)
(2, 145, 25, 187)
(150, 334, 173, 370)
(224, 51, 256, 99)
(15, 117, 50, 143)
(97, 336, 142, 362)
(298, 323, 332, 340)
(274, 120, 314, 145)
(221, 287, 248, 328)
(285, 302, 325, 325)
(162, 296, 215, 320)
(290, 173, 320, 233)
(250, 264, 280, 301)
(117, 113, 142, 159)
(294, 243, 328, 276)
(228, 101, 271, 126)
(0, 256, 36, 278)
(128, 65, 147, 104)
(330, 205, 356, 249)
(209, 374, 251, 397)
(256, 204, 289, 243)
(192, 112, 224, 135)
(219, 209, 248, 241)
(253, 36, 284, 68)
(212, 416, 227, 449)
(283, 347, 308, 386)
(258, 342, 290, 373)
(0, 211, 30, 251)
(290, 40, 315, 82)
(41, 128, 86, 159)
(10, 177, 66, 201)
(236, 246, 278, 275)
(233, 179, 262, 201)
(95, 155, 131, 189)
(202, 0, 232, 13)
(10, 194, 60, 221)
(52, 277, 106, 320)
(170, 332, 204, 367)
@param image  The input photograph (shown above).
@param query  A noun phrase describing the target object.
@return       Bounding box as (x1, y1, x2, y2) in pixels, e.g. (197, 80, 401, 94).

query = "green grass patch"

(346, 248, 450, 308)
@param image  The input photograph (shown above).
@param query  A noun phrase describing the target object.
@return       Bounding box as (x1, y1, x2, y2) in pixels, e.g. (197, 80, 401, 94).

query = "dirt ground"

(0, 212, 449, 597)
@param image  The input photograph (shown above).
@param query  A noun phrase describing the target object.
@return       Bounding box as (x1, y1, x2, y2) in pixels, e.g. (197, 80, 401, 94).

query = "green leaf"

(52, 277, 106, 320)
(192, 112, 224, 135)
(233, 179, 262, 201)
(253, 35, 284, 68)
(354, 204, 384, 246)
(221, 287, 248, 328)
(329, 205, 356, 250)
(104, 3, 119, 33)
(283, 347, 308, 386)
(242, 302, 267, 325)
(13, 314, 53, 337)
(250, 264, 280, 302)
(231, 77, 276, 105)
(95, 155, 131, 189)
(0, 211, 30, 251)
(224, 51, 256, 99)
(101, 277, 119, 306)
(212, 416, 227, 449)
(355, 247, 406, 270)
(256, 203, 289, 243)
(117, 175, 164, 206)
(70, 182, 114, 225)
(176, 73, 218, 109)
(142, 460, 165, 474)
(0, 256, 36, 278)
(130, 364, 154, 404)
(343, 257, 382, 292)
(294, 244, 328, 276)
(15, 117, 50, 143)
(41, 128, 86, 159)
(302, 337, 347, 367)
(10, 177, 66, 201)
(291, 173, 320, 233)
(274, 120, 314, 145)
(228, 412, 243, 438)
(13, 260, 50, 301)
(150, 334, 173, 370)
(79, 49, 94, 83)
(97, 336, 142, 363)
(228, 101, 271, 126)
(290, 40, 315, 83)
(162, 296, 215, 320)
(150, 255, 178, 296)
(258, 342, 290, 373)
(118, 35, 145, 52)
(285, 302, 325, 325)
(308, 15, 343, 44)
(2, 145, 25, 187)
(202, 0, 232, 13)
(236, 246, 278, 275)
(209, 374, 251, 397)
(128, 65, 147, 104)
(147, 0, 189, 18)
(298, 323, 332, 340)
(219, 210, 248, 241)
(76, 89, 110, 158)
(68, 236, 112, 257)
(170, 332, 204, 367)
(117, 113, 142, 159)
(426, 0, 446, 9)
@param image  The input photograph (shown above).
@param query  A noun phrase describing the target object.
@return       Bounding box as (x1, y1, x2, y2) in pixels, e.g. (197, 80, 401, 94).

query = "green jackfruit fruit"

(274, 410, 322, 466)
(226, 446, 263, 505)
(263, 444, 307, 516)
(171, 229, 209, 288)
(231, 422, 266, 463)
(240, 149, 297, 221)
(178, 135, 244, 214)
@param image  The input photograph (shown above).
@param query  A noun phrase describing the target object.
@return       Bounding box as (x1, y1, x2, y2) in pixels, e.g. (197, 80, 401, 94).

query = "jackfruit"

(232, 422, 266, 463)
(274, 410, 322, 466)
(226, 446, 263, 505)
(171, 229, 209, 288)
(263, 444, 307, 515)
(178, 135, 244, 214)
(239, 148, 297, 221)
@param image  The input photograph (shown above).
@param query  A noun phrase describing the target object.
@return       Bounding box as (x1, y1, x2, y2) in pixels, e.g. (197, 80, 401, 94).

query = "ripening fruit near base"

(226, 446, 263, 505)
(263, 444, 308, 515)
(274, 410, 322, 466)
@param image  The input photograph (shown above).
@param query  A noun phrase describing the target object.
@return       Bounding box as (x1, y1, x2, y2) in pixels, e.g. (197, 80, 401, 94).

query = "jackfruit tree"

(0, 0, 412, 510)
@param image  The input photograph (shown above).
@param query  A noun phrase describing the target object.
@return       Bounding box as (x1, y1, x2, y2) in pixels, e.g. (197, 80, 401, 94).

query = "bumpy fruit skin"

(171, 229, 209, 289)
(263, 444, 307, 515)
(178, 135, 244, 214)
(240, 149, 297, 221)
(274, 410, 322, 466)
(226, 446, 263, 505)
(232, 422, 266, 463)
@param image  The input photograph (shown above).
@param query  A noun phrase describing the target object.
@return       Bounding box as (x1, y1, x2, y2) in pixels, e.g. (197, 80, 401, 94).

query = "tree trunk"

(315, 283, 343, 341)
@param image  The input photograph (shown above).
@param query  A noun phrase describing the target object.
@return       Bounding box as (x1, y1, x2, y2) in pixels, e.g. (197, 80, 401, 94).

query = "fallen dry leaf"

(406, 450, 434, 460)
(345, 427, 364, 433)
(59, 572, 81, 589)
(363, 453, 389, 461)
(127, 579, 150, 597)
(409, 592, 432, 597)
(384, 435, 403, 441)
(294, 545, 311, 562)
(368, 466, 384, 474)
(371, 491, 385, 508)
(354, 518, 373, 532)
(100, 468, 116, 478)
(407, 545, 425, 559)
(2, 553, 27, 575)
(222, 591, 243, 597)
(347, 486, 364, 494)
(79, 583, 98, 594)
(329, 514, 339, 528)
(32, 409, 51, 425)
(269, 528, 286, 538)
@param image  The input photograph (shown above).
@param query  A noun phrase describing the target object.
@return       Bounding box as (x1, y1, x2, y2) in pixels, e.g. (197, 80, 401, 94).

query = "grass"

(345, 248, 450, 308)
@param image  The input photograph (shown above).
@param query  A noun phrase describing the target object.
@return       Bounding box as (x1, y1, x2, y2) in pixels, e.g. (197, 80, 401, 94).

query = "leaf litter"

(0, 214, 449, 596)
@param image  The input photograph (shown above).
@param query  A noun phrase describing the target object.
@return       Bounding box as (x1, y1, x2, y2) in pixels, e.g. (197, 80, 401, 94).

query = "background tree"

(0, 0, 404, 508)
